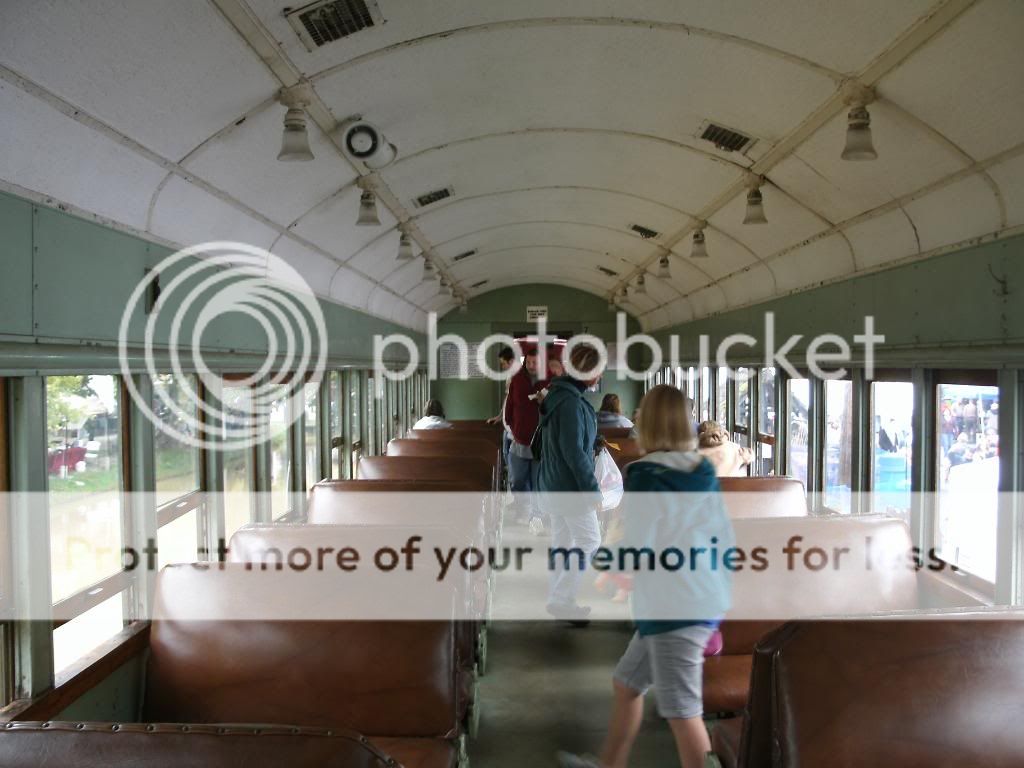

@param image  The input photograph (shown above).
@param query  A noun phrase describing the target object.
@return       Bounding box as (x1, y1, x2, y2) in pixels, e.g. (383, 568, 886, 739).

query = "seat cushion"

(703, 654, 753, 714)
(372, 737, 458, 768)
(710, 718, 743, 768)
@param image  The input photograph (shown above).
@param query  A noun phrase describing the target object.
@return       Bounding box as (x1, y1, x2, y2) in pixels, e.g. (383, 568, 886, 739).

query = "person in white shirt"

(412, 399, 452, 430)
(596, 393, 634, 429)
(696, 420, 753, 477)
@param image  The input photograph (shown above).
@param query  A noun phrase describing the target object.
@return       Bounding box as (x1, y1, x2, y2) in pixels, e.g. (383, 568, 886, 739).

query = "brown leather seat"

(359, 456, 493, 491)
(448, 420, 501, 431)
(0, 722, 395, 768)
(598, 426, 633, 439)
(714, 613, 1024, 767)
(143, 565, 462, 765)
(705, 516, 926, 714)
(308, 480, 488, 527)
(717, 476, 808, 518)
(409, 428, 502, 449)
(604, 437, 645, 470)
(387, 438, 500, 471)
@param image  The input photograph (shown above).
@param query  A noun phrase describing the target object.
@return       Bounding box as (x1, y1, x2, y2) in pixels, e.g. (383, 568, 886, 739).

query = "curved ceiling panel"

(706, 186, 829, 259)
(770, 235, 855, 294)
(844, 209, 921, 271)
(904, 174, 1003, 253)
(680, 228, 765, 282)
(150, 176, 278, 250)
(718, 264, 778, 308)
(382, 132, 740, 221)
(314, 25, 835, 159)
(988, 153, 1024, 228)
(0, 82, 167, 229)
(184, 107, 353, 225)
(412, 186, 694, 248)
(0, 0, 275, 159)
(290, 184, 397, 259)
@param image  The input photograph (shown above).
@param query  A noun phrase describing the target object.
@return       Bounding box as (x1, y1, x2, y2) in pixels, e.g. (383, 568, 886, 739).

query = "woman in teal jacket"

(537, 344, 603, 621)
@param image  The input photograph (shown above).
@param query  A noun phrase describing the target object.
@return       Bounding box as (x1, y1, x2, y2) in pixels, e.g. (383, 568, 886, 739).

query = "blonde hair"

(636, 385, 695, 453)
(697, 420, 727, 448)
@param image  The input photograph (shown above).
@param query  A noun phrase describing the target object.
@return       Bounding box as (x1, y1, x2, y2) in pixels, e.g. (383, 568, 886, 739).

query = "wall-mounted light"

(276, 83, 314, 162)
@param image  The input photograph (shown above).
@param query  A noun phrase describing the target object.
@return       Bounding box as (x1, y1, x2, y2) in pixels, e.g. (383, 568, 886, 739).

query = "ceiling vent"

(471, 279, 489, 289)
(629, 224, 660, 240)
(285, 0, 384, 51)
(698, 121, 754, 153)
(452, 249, 477, 262)
(413, 187, 454, 208)
(597, 266, 619, 277)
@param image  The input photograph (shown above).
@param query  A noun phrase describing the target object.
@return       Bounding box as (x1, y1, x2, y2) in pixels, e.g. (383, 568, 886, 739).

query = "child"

(558, 385, 734, 768)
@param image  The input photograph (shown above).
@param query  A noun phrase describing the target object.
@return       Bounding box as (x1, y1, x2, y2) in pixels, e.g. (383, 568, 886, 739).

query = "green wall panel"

(653, 234, 1024, 364)
(433, 284, 645, 420)
(0, 195, 36, 337)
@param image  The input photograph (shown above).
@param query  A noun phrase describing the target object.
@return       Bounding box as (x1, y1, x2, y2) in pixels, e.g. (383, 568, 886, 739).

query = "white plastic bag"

(595, 448, 624, 511)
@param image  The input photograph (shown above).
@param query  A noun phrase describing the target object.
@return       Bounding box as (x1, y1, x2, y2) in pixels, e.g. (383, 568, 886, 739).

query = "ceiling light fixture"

(690, 225, 709, 258)
(420, 258, 435, 283)
(396, 230, 415, 261)
(276, 83, 315, 162)
(841, 83, 878, 161)
(356, 189, 381, 226)
(635, 274, 647, 295)
(619, 286, 629, 302)
(743, 177, 767, 225)
(656, 254, 671, 279)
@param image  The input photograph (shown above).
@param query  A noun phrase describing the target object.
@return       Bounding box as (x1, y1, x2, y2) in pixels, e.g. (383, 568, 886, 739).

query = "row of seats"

(0, 420, 506, 767)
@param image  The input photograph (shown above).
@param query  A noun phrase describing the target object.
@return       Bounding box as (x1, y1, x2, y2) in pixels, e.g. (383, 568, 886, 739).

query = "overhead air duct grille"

(698, 121, 753, 153)
(452, 249, 477, 262)
(285, 0, 383, 51)
(629, 224, 660, 240)
(471, 279, 489, 288)
(413, 187, 453, 208)
(597, 266, 619, 277)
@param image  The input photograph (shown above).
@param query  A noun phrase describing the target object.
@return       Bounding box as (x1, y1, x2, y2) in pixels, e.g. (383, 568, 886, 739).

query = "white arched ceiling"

(0, 0, 1022, 333)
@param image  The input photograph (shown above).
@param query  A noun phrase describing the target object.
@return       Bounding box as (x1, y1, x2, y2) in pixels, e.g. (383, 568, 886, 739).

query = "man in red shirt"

(504, 347, 544, 524)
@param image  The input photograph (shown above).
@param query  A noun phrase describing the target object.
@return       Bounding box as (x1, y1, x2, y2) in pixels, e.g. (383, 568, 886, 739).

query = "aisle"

(471, 524, 681, 767)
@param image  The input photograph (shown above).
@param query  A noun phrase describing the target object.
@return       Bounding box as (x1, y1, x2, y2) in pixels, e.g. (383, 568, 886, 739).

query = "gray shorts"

(612, 625, 713, 720)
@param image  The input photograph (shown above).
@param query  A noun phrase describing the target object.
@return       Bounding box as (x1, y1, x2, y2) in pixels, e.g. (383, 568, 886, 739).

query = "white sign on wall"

(439, 341, 486, 379)
(526, 305, 548, 322)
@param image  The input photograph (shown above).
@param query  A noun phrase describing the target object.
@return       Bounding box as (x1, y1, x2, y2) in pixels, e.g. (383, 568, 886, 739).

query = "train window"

(756, 367, 777, 475)
(699, 368, 711, 422)
(45, 375, 124, 602)
(733, 367, 751, 446)
(824, 379, 854, 513)
(268, 392, 292, 519)
(935, 380, 1000, 582)
(349, 372, 361, 476)
(366, 373, 377, 457)
(52, 593, 125, 676)
(330, 372, 342, 479)
(787, 378, 810, 489)
(871, 381, 913, 518)
(152, 374, 201, 507)
(221, 384, 254, 540)
(716, 367, 729, 428)
(45, 374, 127, 672)
(0, 379, 12, 707)
(304, 382, 320, 490)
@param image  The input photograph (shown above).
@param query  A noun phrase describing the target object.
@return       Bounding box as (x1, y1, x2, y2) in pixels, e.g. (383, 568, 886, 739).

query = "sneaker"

(528, 516, 545, 536)
(546, 602, 591, 627)
(555, 751, 600, 768)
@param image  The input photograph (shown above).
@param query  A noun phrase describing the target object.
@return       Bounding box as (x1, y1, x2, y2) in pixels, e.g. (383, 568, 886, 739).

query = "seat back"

(308, 479, 485, 526)
(449, 420, 501, 430)
(604, 437, 645, 470)
(387, 437, 499, 470)
(738, 615, 1024, 767)
(409, 428, 502, 449)
(717, 476, 808, 518)
(358, 455, 492, 490)
(0, 723, 393, 768)
(722, 515, 920, 654)
(598, 426, 633, 439)
(143, 564, 459, 739)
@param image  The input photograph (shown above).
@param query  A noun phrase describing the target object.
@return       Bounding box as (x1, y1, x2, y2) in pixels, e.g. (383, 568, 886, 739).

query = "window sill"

(0, 621, 150, 723)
